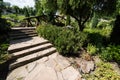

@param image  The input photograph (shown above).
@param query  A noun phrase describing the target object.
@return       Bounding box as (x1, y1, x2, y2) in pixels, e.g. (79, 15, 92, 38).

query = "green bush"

(87, 44, 98, 55)
(37, 24, 87, 56)
(0, 43, 9, 64)
(87, 32, 104, 46)
(100, 45, 120, 64)
(97, 21, 108, 29)
(91, 14, 99, 28)
(84, 28, 112, 47)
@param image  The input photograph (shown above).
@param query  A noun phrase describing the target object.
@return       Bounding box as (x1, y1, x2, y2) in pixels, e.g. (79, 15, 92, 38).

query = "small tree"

(35, 0, 58, 23)
(57, 0, 95, 31)
(23, 7, 30, 17)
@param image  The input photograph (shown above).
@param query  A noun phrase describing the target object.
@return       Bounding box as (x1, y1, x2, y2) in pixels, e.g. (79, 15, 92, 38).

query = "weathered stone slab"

(61, 66, 82, 80)
(25, 64, 58, 80)
(55, 55, 70, 71)
(56, 72, 64, 80)
(45, 58, 57, 68)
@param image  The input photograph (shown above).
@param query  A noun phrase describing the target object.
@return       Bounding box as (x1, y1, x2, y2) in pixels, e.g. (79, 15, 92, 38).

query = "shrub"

(100, 45, 120, 64)
(0, 43, 9, 64)
(37, 24, 87, 56)
(87, 32, 104, 46)
(84, 28, 112, 46)
(97, 21, 108, 29)
(91, 14, 99, 28)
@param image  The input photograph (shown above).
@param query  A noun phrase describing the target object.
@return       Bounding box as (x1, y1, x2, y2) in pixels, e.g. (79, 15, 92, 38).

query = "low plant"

(100, 45, 120, 64)
(87, 44, 98, 55)
(83, 61, 120, 80)
(0, 40, 9, 64)
(37, 24, 87, 56)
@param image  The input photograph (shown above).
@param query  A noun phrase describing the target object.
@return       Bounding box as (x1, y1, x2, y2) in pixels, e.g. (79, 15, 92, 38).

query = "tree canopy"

(35, 0, 118, 31)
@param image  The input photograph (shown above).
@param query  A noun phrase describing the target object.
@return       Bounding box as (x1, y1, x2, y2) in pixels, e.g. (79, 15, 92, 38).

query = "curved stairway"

(7, 27, 82, 80)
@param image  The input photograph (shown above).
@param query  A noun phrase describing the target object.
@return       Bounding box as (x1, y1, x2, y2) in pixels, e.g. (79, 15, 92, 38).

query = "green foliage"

(91, 13, 99, 28)
(35, 0, 57, 23)
(97, 19, 114, 29)
(97, 21, 107, 29)
(84, 27, 120, 64)
(87, 44, 98, 55)
(116, 0, 120, 14)
(37, 24, 87, 56)
(0, 43, 9, 64)
(2, 14, 25, 27)
(83, 61, 120, 80)
(57, 0, 95, 31)
(86, 31, 104, 46)
(84, 27, 112, 46)
(100, 45, 120, 64)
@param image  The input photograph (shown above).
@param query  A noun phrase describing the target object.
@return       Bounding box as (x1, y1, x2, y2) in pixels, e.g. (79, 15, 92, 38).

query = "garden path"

(6, 27, 82, 80)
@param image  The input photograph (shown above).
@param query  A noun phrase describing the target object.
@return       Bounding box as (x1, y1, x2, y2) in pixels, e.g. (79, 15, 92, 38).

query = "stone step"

(10, 31, 36, 37)
(8, 39, 49, 54)
(10, 43, 53, 60)
(10, 29, 36, 34)
(10, 33, 38, 40)
(11, 27, 36, 31)
(9, 47, 56, 70)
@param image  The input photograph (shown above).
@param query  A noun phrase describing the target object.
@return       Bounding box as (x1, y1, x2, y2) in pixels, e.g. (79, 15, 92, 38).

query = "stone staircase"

(7, 27, 82, 80)
(8, 27, 57, 70)
(10, 27, 37, 40)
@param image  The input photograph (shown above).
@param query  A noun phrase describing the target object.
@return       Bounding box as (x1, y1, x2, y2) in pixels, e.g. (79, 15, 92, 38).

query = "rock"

(93, 56, 102, 64)
(45, 58, 57, 68)
(25, 63, 58, 80)
(55, 55, 70, 71)
(56, 72, 64, 80)
(77, 60, 95, 74)
(61, 66, 82, 80)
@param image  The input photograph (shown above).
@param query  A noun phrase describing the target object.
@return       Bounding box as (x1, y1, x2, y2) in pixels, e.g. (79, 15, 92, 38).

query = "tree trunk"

(78, 21, 84, 31)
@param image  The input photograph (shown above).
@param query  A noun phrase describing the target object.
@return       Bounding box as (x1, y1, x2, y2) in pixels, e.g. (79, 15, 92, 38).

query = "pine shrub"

(37, 24, 87, 56)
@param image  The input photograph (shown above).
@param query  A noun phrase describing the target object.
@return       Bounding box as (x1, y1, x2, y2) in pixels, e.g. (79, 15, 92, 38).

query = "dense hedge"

(37, 24, 87, 56)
